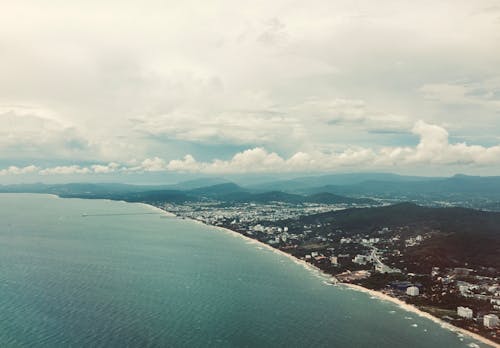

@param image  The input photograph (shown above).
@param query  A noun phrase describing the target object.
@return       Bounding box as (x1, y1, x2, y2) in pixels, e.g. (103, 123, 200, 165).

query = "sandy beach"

(140, 203, 177, 217)
(342, 283, 499, 348)
(162, 208, 499, 348)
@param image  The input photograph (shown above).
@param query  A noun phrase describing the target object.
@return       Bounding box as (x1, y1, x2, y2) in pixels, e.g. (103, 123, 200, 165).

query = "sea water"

(0, 194, 490, 347)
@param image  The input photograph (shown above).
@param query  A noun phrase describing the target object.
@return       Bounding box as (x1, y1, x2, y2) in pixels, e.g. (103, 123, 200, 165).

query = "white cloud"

(0, 165, 39, 176)
(1, 1, 499, 174)
(91, 162, 121, 174)
(166, 155, 201, 172)
(163, 121, 500, 173)
(4, 121, 500, 176)
(419, 79, 500, 111)
(0, 105, 96, 159)
(39, 165, 92, 175)
(136, 157, 168, 172)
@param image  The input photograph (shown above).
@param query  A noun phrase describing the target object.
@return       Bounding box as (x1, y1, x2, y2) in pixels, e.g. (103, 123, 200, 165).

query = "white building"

(375, 264, 401, 274)
(483, 314, 499, 328)
(457, 306, 473, 319)
(353, 254, 371, 265)
(406, 286, 419, 296)
(330, 256, 338, 265)
(252, 224, 264, 232)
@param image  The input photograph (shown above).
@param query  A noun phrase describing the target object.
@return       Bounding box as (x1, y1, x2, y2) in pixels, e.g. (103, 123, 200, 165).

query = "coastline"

(159, 207, 499, 348)
(342, 283, 499, 348)
(139, 202, 177, 217)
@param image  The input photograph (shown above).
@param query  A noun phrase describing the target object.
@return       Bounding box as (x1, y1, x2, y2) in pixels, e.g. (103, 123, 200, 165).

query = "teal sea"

(0, 194, 490, 347)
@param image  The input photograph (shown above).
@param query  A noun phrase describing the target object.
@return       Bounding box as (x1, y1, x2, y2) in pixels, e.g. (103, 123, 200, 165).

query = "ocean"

(0, 194, 489, 347)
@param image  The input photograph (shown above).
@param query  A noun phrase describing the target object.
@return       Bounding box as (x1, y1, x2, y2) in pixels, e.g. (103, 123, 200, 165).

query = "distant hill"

(304, 192, 376, 205)
(298, 202, 499, 235)
(167, 177, 230, 190)
(291, 175, 500, 203)
(213, 189, 378, 205)
(0, 182, 376, 205)
(189, 183, 247, 197)
(246, 173, 438, 193)
(5, 174, 500, 204)
(289, 203, 500, 270)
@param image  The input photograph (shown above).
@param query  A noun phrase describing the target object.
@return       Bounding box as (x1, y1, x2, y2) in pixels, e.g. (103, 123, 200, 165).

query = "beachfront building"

(406, 286, 419, 296)
(457, 306, 473, 319)
(483, 314, 499, 328)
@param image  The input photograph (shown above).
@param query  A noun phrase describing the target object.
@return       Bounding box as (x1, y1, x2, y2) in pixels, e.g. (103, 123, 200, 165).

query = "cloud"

(166, 155, 200, 172)
(38, 162, 121, 175)
(0, 105, 96, 160)
(4, 121, 500, 176)
(91, 162, 120, 174)
(0, 165, 39, 176)
(39, 165, 92, 175)
(1, 1, 499, 175)
(132, 97, 409, 152)
(134, 157, 168, 172)
(162, 121, 500, 173)
(419, 79, 500, 110)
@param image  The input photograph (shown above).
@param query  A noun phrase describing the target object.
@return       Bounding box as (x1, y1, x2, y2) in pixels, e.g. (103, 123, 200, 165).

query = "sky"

(1, 1, 500, 183)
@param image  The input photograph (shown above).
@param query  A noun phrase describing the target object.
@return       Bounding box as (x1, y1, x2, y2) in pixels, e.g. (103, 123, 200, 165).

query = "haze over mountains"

(3, 173, 500, 207)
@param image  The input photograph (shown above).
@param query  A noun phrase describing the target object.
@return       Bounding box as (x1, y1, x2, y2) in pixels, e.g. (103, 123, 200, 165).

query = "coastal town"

(159, 200, 500, 345)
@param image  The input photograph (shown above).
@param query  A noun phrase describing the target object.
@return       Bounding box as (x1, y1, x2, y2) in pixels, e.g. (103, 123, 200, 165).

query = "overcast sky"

(1, 1, 500, 183)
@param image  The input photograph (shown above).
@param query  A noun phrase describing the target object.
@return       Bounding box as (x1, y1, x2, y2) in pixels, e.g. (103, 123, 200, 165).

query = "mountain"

(167, 177, 231, 190)
(214, 189, 377, 205)
(297, 202, 498, 234)
(294, 174, 500, 201)
(189, 183, 247, 197)
(240, 191, 304, 204)
(0, 182, 377, 206)
(246, 173, 437, 193)
(304, 192, 377, 205)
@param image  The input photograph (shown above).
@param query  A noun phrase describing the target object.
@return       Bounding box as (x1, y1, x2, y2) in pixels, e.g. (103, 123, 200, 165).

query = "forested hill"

(283, 203, 500, 270)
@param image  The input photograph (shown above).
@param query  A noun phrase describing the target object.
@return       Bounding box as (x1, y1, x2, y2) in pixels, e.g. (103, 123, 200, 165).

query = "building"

(431, 267, 440, 277)
(483, 314, 499, 328)
(330, 256, 338, 265)
(457, 306, 473, 319)
(406, 286, 419, 296)
(375, 263, 401, 274)
(353, 254, 371, 265)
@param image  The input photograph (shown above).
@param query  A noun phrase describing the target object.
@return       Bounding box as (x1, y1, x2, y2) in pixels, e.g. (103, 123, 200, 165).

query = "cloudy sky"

(1, 1, 500, 183)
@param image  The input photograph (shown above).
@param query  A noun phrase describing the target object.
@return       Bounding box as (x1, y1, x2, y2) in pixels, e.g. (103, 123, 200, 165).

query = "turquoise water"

(0, 194, 489, 347)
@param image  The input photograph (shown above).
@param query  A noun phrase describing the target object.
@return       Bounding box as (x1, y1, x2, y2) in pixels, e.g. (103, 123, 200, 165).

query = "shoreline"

(159, 207, 498, 348)
(342, 283, 499, 348)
